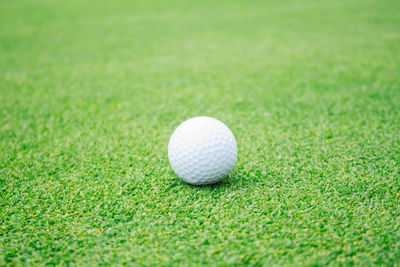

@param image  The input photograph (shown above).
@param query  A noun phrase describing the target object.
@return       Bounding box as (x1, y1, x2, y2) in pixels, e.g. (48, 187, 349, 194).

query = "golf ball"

(168, 116, 237, 185)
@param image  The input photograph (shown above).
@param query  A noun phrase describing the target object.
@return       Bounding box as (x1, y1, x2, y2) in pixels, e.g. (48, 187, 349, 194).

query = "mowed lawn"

(1, 0, 399, 265)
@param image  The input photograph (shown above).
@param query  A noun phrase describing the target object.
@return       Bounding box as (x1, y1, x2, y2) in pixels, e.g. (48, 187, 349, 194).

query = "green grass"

(1, 0, 400, 265)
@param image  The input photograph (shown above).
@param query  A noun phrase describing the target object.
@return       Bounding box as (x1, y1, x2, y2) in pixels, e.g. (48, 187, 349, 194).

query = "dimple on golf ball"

(168, 116, 237, 185)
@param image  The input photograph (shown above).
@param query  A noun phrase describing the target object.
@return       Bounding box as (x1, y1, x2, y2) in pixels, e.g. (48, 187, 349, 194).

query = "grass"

(0, 0, 399, 265)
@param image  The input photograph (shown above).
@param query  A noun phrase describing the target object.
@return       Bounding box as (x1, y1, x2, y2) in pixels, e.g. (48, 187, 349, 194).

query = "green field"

(1, 0, 400, 265)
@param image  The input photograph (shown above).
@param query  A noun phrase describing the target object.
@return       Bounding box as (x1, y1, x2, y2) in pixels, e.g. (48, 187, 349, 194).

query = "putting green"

(1, 0, 399, 265)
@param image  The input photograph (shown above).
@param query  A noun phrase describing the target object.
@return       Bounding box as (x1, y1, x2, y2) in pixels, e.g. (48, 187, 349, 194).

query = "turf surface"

(1, 0, 400, 265)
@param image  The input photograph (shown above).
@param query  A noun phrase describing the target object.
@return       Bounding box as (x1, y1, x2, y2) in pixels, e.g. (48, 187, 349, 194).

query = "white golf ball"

(168, 116, 237, 185)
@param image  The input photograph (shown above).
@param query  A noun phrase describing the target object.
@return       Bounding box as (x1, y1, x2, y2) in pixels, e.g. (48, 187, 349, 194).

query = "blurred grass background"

(0, 0, 399, 265)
